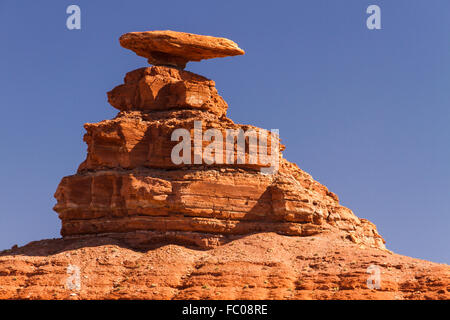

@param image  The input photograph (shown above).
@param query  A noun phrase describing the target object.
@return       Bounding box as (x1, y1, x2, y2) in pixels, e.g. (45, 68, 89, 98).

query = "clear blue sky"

(0, 0, 449, 263)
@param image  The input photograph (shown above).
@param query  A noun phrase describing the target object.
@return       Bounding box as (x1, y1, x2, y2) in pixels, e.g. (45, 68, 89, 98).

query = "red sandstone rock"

(107, 67, 228, 116)
(119, 30, 245, 68)
(2, 30, 448, 301)
(0, 233, 448, 300)
(55, 160, 385, 249)
(77, 110, 282, 171)
(55, 59, 383, 250)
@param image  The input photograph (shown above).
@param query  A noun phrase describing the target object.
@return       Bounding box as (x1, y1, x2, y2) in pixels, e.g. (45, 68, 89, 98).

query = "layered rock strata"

(1, 30, 448, 302)
(54, 31, 385, 250)
(1, 232, 448, 300)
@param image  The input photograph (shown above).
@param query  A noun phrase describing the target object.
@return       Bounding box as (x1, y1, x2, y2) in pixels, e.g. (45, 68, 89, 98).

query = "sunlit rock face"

(53, 31, 385, 250)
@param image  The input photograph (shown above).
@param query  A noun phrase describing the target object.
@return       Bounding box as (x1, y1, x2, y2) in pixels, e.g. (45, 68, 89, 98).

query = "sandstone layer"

(106, 66, 228, 115)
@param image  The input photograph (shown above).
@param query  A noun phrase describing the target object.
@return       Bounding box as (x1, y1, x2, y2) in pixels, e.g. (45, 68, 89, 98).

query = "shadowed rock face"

(53, 31, 385, 250)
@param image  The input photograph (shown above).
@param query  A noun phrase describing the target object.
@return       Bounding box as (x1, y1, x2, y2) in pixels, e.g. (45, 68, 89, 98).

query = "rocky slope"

(0, 233, 448, 300)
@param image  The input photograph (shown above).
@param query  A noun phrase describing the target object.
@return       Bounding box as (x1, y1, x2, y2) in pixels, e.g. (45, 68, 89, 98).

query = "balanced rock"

(53, 31, 385, 250)
(119, 30, 245, 69)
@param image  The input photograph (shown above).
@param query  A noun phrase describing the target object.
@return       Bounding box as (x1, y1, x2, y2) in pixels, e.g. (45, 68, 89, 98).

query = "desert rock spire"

(53, 30, 385, 250)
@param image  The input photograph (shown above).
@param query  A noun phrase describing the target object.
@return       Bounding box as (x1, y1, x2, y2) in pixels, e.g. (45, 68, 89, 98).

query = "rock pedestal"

(53, 31, 385, 249)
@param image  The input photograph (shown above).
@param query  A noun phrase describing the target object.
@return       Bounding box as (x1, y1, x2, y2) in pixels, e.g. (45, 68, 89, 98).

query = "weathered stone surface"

(56, 158, 385, 249)
(119, 30, 245, 68)
(78, 109, 282, 171)
(0, 233, 448, 300)
(1, 30, 449, 301)
(54, 61, 385, 249)
(107, 66, 228, 116)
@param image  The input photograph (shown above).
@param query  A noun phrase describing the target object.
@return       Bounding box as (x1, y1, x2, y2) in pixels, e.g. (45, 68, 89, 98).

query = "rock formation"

(53, 30, 385, 250)
(0, 30, 448, 300)
(119, 30, 245, 69)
